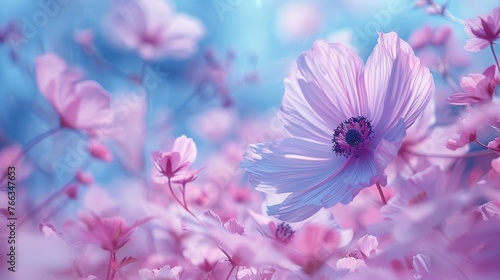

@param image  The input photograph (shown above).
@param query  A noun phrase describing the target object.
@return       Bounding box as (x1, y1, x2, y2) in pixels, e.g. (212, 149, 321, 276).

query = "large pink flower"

(104, 0, 205, 61)
(35, 53, 113, 136)
(464, 7, 500, 52)
(243, 32, 434, 222)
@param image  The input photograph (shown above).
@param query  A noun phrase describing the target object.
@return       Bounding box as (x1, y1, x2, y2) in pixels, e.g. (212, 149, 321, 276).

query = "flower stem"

(168, 178, 198, 219)
(0, 127, 60, 184)
(490, 43, 500, 73)
(376, 183, 387, 205)
(110, 253, 117, 280)
(476, 140, 500, 152)
(226, 265, 236, 280)
(106, 252, 113, 280)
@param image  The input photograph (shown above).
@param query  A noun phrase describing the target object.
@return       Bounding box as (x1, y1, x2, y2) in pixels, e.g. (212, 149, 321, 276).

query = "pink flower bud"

(89, 141, 113, 162)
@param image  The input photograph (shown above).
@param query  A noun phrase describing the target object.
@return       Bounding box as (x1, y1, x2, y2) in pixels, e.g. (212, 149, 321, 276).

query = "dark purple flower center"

(332, 116, 374, 158)
(345, 129, 362, 146)
(275, 222, 294, 243)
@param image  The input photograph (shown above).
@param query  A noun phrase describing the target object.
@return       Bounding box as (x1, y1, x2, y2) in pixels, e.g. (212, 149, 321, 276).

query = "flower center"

(332, 116, 374, 158)
(275, 222, 294, 244)
(345, 129, 362, 146)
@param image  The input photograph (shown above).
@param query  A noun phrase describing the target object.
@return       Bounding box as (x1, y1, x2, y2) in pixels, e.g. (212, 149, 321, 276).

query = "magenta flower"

(35, 53, 113, 136)
(243, 32, 434, 222)
(75, 213, 148, 254)
(152, 135, 197, 183)
(104, 0, 205, 61)
(464, 7, 500, 52)
(447, 65, 497, 105)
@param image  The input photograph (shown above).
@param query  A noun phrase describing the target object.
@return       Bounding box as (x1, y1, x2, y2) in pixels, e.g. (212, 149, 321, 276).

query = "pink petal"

(464, 37, 490, 52)
(103, 0, 147, 49)
(224, 218, 245, 235)
(408, 25, 432, 49)
(244, 137, 341, 221)
(35, 53, 67, 100)
(72, 80, 113, 135)
(364, 32, 434, 131)
(358, 234, 378, 257)
(277, 70, 331, 143)
(296, 40, 367, 126)
(336, 257, 366, 271)
(172, 135, 197, 165)
(244, 137, 338, 194)
(156, 14, 206, 59)
(413, 254, 432, 279)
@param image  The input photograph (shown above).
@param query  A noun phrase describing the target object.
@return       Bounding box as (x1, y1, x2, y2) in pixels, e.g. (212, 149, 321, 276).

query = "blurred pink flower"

(449, 221, 500, 276)
(287, 223, 342, 275)
(243, 32, 434, 221)
(447, 65, 497, 105)
(275, 1, 324, 42)
(409, 25, 451, 49)
(104, 0, 205, 60)
(464, 7, 500, 52)
(488, 137, 500, 153)
(248, 210, 295, 244)
(476, 200, 500, 221)
(371, 165, 471, 244)
(67, 213, 149, 254)
(35, 53, 113, 136)
(152, 135, 198, 183)
(409, 25, 469, 72)
(337, 234, 379, 273)
(487, 157, 500, 187)
(138, 264, 182, 280)
(447, 103, 500, 151)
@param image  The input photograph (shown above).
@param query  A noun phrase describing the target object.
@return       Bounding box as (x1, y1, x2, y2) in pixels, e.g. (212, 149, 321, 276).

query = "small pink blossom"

(464, 7, 500, 52)
(447, 65, 497, 105)
(446, 117, 477, 151)
(476, 200, 500, 221)
(152, 135, 197, 183)
(104, 0, 205, 60)
(447, 103, 500, 151)
(337, 234, 379, 273)
(488, 137, 500, 153)
(35, 53, 114, 136)
(66, 213, 149, 254)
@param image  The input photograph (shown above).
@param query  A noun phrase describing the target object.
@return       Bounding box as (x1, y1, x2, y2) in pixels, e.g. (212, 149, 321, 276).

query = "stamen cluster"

(275, 222, 295, 244)
(332, 116, 374, 158)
